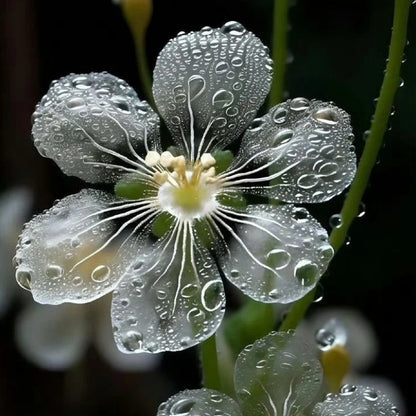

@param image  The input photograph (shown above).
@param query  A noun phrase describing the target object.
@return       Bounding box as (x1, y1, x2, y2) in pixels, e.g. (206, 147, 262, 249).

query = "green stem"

(279, 0, 412, 332)
(269, 0, 290, 107)
(330, 0, 412, 252)
(200, 334, 221, 391)
(135, 35, 154, 107)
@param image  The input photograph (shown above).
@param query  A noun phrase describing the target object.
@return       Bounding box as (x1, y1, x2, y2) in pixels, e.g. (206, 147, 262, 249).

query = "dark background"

(0, 0, 415, 415)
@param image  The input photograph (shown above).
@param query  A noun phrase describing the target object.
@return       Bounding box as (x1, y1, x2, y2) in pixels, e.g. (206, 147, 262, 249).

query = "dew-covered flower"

(158, 331, 401, 416)
(15, 22, 356, 353)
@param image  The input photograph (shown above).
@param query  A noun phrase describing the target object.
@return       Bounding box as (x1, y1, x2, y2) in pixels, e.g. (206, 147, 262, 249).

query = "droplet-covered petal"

(15, 303, 88, 370)
(112, 226, 225, 353)
(312, 385, 400, 416)
(94, 297, 161, 371)
(153, 22, 273, 159)
(219, 204, 333, 303)
(235, 331, 323, 416)
(15, 189, 141, 304)
(157, 389, 242, 416)
(32, 72, 160, 183)
(233, 98, 356, 203)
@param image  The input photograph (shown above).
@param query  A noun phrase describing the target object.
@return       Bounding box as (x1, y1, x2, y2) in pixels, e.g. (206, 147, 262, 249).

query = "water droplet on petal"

(290, 97, 310, 111)
(212, 89, 234, 109)
(91, 265, 110, 282)
(272, 107, 288, 124)
(294, 259, 319, 286)
(188, 75, 206, 101)
(122, 330, 143, 352)
(266, 249, 291, 269)
(46, 265, 64, 279)
(16, 269, 32, 291)
(313, 108, 339, 125)
(315, 328, 335, 350)
(220, 21, 246, 36)
(201, 280, 223, 312)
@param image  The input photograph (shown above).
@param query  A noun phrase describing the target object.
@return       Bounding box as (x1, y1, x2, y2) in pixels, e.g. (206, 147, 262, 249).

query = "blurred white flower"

(15, 295, 161, 372)
(0, 187, 32, 315)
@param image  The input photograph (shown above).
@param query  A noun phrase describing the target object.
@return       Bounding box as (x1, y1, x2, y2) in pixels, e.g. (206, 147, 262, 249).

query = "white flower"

(15, 22, 356, 353)
(0, 187, 32, 316)
(157, 331, 401, 416)
(15, 297, 160, 371)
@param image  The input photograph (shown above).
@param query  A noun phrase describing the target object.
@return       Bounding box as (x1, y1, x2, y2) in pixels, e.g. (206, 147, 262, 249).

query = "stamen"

(200, 153, 216, 168)
(160, 151, 174, 168)
(145, 151, 161, 167)
(154, 171, 169, 185)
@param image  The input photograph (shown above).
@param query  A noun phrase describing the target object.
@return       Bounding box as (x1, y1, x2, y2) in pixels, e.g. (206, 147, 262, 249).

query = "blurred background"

(0, 0, 415, 415)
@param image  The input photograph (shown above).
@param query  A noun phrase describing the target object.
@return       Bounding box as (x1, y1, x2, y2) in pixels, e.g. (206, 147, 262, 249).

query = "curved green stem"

(269, 0, 291, 107)
(200, 334, 221, 391)
(279, 0, 412, 332)
(135, 35, 154, 107)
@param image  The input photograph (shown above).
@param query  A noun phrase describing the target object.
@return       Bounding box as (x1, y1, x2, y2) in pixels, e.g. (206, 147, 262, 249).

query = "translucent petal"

(235, 331, 323, 416)
(112, 225, 225, 353)
(157, 389, 242, 416)
(153, 22, 273, 160)
(312, 385, 401, 416)
(15, 189, 144, 304)
(15, 303, 88, 370)
(32, 72, 160, 183)
(218, 204, 334, 303)
(0, 187, 32, 315)
(231, 98, 356, 203)
(94, 297, 161, 371)
(309, 308, 378, 370)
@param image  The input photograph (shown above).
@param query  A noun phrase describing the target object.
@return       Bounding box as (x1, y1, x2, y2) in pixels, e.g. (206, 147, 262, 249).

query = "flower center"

(145, 151, 219, 221)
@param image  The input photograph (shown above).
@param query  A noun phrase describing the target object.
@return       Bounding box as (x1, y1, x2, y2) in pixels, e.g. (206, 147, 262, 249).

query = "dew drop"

(121, 330, 143, 352)
(329, 214, 342, 229)
(212, 89, 234, 109)
(220, 21, 246, 36)
(313, 108, 339, 125)
(66, 97, 85, 109)
(297, 173, 319, 189)
(230, 269, 240, 278)
(294, 259, 319, 286)
(272, 108, 288, 124)
(231, 56, 243, 67)
(249, 118, 265, 131)
(363, 389, 378, 401)
(72, 276, 83, 286)
(170, 398, 196, 416)
(215, 61, 229, 75)
(201, 280, 223, 312)
(72, 75, 92, 89)
(16, 269, 32, 291)
(181, 283, 198, 298)
(46, 265, 64, 279)
(91, 265, 110, 282)
(290, 97, 310, 111)
(266, 249, 291, 269)
(340, 384, 357, 395)
(315, 328, 335, 350)
(272, 129, 293, 146)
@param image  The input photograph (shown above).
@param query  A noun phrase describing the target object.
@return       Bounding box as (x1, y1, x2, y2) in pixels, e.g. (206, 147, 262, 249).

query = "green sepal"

(224, 298, 275, 359)
(217, 192, 247, 210)
(151, 212, 174, 238)
(114, 175, 150, 200)
(213, 150, 234, 174)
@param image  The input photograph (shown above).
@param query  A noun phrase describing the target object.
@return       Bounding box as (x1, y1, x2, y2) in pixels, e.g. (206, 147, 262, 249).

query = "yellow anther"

(160, 151, 174, 168)
(172, 155, 186, 169)
(205, 166, 216, 178)
(145, 151, 160, 167)
(154, 171, 168, 185)
(200, 153, 216, 168)
(321, 345, 351, 393)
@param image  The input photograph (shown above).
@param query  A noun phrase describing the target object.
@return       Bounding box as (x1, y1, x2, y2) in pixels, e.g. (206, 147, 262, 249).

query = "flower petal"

(112, 224, 225, 353)
(235, 331, 323, 416)
(312, 385, 400, 416)
(94, 297, 161, 372)
(15, 189, 145, 304)
(153, 22, 273, 160)
(15, 303, 88, 370)
(217, 204, 333, 303)
(227, 98, 356, 203)
(157, 389, 242, 416)
(32, 72, 160, 183)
